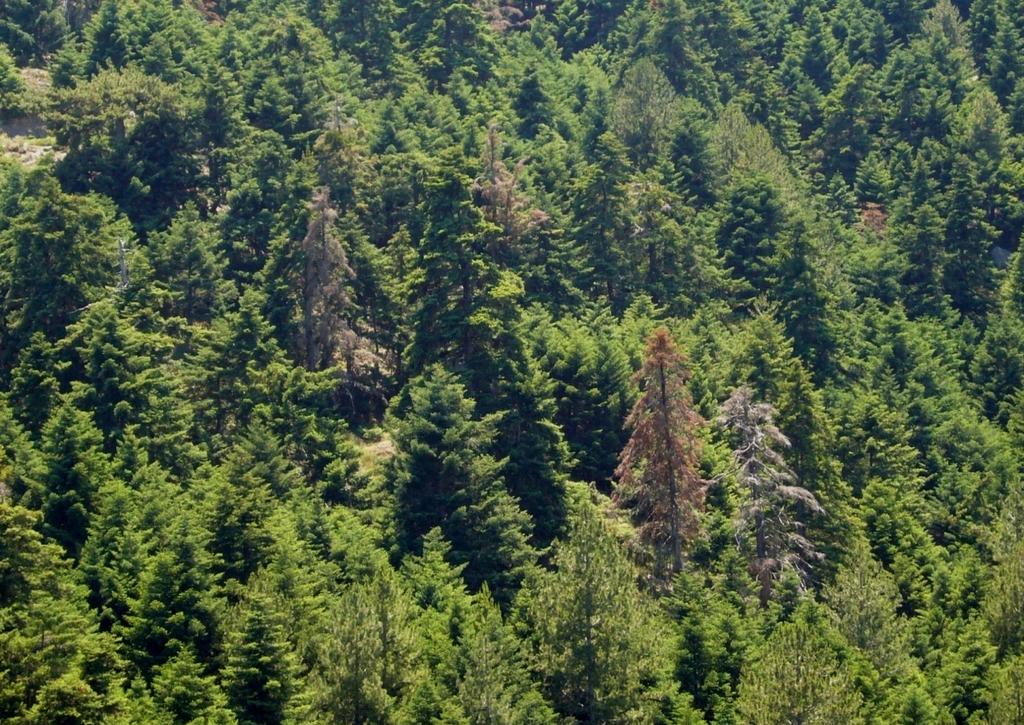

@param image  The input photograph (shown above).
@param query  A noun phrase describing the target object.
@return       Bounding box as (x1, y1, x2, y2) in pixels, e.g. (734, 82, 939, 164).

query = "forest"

(2, 0, 1024, 722)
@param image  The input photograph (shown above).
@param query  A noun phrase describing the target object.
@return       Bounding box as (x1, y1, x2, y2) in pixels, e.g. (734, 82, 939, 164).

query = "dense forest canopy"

(2, 0, 1024, 721)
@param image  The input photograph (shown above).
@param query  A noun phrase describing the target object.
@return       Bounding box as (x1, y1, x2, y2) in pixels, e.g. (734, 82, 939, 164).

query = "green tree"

(0, 171, 123, 367)
(988, 654, 1024, 724)
(0, 501, 126, 723)
(985, 541, 1024, 657)
(387, 366, 534, 602)
(735, 605, 864, 724)
(0, 0, 67, 62)
(124, 513, 220, 675)
(570, 131, 632, 308)
(0, 43, 24, 119)
(48, 67, 202, 233)
(522, 499, 680, 722)
(715, 174, 785, 300)
(457, 586, 556, 724)
(147, 204, 228, 324)
(33, 399, 112, 557)
(302, 568, 421, 723)
(221, 582, 299, 724)
(151, 647, 235, 724)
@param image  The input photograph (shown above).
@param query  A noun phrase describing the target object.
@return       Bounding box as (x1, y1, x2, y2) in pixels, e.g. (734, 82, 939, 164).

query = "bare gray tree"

(718, 386, 824, 606)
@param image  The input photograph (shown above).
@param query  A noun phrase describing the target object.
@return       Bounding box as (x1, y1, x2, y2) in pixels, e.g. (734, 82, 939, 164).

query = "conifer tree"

(34, 399, 112, 558)
(147, 203, 227, 324)
(124, 513, 220, 675)
(297, 187, 358, 372)
(719, 386, 824, 605)
(303, 568, 421, 723)
(570, 131, 632, 309)
(735, 605, 864, 723)
(0, 44, 24, 119)
(150, 647, 235, 724)
(0, 172, 123, 367)
(457, 586, 555, 723)
(987, 654, 1024, 724)
(716, 174, 785, 300)
(387, 366, 534, 602)
(615, 328, 706, 575)
(0, 501, 126, 723)
(522, 499, 680, 722)
(221, 582, 300, 724)
(79, 477, 145, 633)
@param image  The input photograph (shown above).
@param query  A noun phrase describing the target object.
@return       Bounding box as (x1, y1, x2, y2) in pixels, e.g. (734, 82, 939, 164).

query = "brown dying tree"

(615, 327, 706, 575)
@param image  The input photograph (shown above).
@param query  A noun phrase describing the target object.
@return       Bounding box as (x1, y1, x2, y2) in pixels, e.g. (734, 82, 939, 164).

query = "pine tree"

(718, 386, 824, 606)
(303, 568, 421, 723)
(406, 151, 500, 377)
(124, 513, 220, 675)
(457, 586, 556, 723)
(0, 0, 67, 62)
(985, 540, 1024, 657)
(188, 289, 288, 443)
(735, 605, 864, 723)
(79, 477, 145, 633)
(522, 499, 680, 722)
(0, 43, 24, 119)
(200, 433, 277, 586)
(987, 654, 1024, 724)
(0, 171, 123, 367)
(615, 328, 706, 575)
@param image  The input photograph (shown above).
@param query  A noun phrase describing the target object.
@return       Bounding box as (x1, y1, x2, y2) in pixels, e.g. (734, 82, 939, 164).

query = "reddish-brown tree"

(614, 328, 706, 575)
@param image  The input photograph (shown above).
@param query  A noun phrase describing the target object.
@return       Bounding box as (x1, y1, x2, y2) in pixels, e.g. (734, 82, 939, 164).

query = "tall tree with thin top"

(718, 386, 824, 606)
(615, 328, 706, 575)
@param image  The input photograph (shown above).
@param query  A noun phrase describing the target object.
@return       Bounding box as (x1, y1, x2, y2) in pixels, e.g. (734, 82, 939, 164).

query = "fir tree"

(615, 328, 706, 576)
(387, 366, 534, 602)
(718, 386, 824, 606)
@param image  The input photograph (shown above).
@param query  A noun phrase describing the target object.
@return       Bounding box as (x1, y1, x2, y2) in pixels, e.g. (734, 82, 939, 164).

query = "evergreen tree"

(735, 605, 864, 723)
(387, 366, 534, 602)
(150, 647, 235, 724)
(615, 328, 706, 575)
(522, 499, 681, 722)
(0, 501, 126, 723)
(0, 43, 24, 119)
(570, 131, 632, 309)
(716, 174, 786, 300)
(147, 204, 227, 324)
(457, 587, 556, 724)
(34, 399, 112, 558)
(0, 172, 123, 368)
(302, 568, 421, 723)
(124, 513, 220, 675)
(719, 386, 824, 605)
(221, 582, 299, 724)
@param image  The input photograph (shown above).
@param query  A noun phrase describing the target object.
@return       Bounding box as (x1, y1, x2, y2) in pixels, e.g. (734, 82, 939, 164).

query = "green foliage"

(387, 366, 534, 603)
(2, 1, 1024, 721)
(521, 499, 682, 722)
(735, 604, 865, 724)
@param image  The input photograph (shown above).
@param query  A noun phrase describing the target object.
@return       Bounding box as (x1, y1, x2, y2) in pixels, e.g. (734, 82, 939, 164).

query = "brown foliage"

(615, 328, 706, 575)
